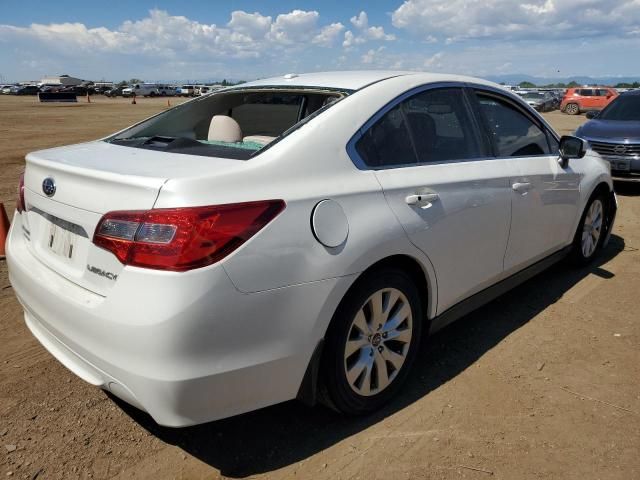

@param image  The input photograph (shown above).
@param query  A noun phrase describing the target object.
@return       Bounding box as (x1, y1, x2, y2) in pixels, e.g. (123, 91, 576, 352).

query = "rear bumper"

(6, 213, 350, 426)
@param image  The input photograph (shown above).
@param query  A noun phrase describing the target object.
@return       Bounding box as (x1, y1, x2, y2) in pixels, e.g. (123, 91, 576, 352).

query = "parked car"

(561, 87, 618, 115)
(15, 85, 40, 95)
(104, 86, 125, 97)
(61, 86, 95, 96)
(6, 71, 617, 427)
(93, 85, 114, 94)
(180, 85, 196, 97)
(519, 91, 555, 112)
(576, 90, 640, 179)
(1, 85, 17, 94)
(122, 83, 164, 97)
(39, 85, 65, 93)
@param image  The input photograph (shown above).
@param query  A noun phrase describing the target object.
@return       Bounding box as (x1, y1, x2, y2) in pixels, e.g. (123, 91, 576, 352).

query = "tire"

(565, 103, 580, 115)
(570, 192, 608, 266)
(320, 267, 423, 415)
(149, 92, 156, 97)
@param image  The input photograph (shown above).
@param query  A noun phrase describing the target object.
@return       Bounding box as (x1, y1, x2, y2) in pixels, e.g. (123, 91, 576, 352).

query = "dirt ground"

(0, 95, 638, 480)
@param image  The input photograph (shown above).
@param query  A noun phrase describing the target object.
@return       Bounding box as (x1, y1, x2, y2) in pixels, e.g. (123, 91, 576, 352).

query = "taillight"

(16, 172, 25, 213)
(93, 200, 285, 271)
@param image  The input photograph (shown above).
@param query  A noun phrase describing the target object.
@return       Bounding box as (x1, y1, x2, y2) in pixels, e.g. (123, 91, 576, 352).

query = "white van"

(122, 83, 161, 97)
(180, 85, 196, 97)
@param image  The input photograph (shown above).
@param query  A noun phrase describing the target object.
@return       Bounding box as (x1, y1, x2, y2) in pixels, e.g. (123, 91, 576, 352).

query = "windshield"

(107, 88, 349, 159)
(598, 95, 640, 121)
(523, 93, 544, 100)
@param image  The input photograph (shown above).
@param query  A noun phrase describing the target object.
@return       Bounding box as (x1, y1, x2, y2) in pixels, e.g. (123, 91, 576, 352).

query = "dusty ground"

(0, 95, 639, 480)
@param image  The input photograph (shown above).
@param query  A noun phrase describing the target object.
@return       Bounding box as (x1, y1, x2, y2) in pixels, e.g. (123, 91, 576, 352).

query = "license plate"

(613, 159, 630, 171)
(47, 222, 76, 259)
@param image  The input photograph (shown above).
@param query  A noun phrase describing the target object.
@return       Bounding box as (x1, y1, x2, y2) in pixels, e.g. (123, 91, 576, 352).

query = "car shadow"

(614, 180, 640, 197)
(111, 234, 625, 478)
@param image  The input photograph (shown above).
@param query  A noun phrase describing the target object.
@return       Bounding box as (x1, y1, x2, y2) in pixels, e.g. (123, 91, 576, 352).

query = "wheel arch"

(586, 180, 617, 247)
(297, 253, 435, 406)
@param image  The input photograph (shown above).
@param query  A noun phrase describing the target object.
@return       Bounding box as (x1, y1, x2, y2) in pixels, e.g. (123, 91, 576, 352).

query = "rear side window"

(356, 87, 483, 168)
(596, 89, 610, 96)
(356, 104, 417, 167)
(476, 95, 551, 157)
(404, 88, 482, 163)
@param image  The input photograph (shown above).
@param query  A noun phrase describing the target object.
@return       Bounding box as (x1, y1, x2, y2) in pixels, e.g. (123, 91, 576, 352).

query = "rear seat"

(243, 135, 276, 146)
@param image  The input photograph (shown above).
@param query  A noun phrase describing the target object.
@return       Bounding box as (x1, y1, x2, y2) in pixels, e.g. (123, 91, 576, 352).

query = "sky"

(1, 0, 639, 83)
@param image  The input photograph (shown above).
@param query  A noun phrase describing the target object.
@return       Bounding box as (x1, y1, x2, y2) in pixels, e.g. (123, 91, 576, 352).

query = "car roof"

(621, 89, 640, 96)
(225, 70, 502, 92)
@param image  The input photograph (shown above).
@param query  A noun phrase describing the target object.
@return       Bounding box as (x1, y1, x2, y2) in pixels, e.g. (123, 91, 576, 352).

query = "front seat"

(208, 115, 242, 142)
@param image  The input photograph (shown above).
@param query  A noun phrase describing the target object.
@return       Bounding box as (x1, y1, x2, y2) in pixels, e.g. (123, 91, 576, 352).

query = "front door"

(472, 91, 581, 274)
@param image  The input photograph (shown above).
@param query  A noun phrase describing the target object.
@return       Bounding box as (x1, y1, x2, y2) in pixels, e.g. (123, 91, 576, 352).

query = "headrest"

(208, 115, 242, 142)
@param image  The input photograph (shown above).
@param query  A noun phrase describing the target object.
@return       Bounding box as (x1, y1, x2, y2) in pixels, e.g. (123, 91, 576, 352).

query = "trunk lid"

(22, 140, 244, 296)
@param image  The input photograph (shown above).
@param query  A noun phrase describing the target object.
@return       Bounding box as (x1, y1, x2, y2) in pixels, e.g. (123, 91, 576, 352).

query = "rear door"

(579, 89, 598, 110)
(471, 90, 580, 274)
(353, 85, 513, 313)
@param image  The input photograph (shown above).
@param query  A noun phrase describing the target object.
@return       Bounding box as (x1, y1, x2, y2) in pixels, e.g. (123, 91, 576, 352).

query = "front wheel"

(571, 193, 607, 265)
(321, 268, 422, 415)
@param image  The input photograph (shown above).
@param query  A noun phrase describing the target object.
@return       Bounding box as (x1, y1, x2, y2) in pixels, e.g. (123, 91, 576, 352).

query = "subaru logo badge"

(42, 177, 56, 197)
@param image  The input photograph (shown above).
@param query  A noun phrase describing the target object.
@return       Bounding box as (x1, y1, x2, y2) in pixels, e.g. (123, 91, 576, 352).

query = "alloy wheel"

(343, 288, 413, 396)
(582, 199, 603, 258)
(566, 103, 579, 115)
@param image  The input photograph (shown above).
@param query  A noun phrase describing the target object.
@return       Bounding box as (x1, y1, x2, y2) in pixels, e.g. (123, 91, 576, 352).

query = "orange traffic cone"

(167, 99, 171, 107)
(86, 92, 91, 103)
(131, 95, 137, 105)
(0, 202, 10, 259)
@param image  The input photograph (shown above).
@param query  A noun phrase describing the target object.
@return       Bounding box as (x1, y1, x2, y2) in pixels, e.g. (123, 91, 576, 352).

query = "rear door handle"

(512, 182, 532, 194)
(405, 193, 439, 206)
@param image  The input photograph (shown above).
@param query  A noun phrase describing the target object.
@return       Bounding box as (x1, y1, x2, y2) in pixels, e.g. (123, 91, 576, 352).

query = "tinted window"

(404, 88, 482, 162)
(596, 89, 610, 96)
(580, 89, 594, 96)
(477, 95, 551, 157)
(356, 104, 417, 167)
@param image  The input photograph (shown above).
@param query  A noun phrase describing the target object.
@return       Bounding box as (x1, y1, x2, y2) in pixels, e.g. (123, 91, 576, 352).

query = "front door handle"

(405, 193, 439, 206)
(512, 182, 532, 194)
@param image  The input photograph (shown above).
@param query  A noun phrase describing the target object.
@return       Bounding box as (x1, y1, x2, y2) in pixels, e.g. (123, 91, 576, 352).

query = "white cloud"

(350, 11, 369, 30)
(227, 11, 272, 39)
(268, 10, 320, 44)
(312, 22, 345, 46)
(343, 10, 395, 48)
(423, 51, 443, 68)
(392, 0, 640, 42)
(0, 8, 344, 62)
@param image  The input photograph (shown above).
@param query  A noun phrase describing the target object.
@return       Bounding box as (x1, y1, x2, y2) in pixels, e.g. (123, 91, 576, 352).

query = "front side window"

(476, 94, 551, 157)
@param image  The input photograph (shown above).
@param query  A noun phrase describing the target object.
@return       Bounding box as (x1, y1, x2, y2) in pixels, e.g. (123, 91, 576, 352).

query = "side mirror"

(559, 135, 588, 167)
(585, 111, 599, 119)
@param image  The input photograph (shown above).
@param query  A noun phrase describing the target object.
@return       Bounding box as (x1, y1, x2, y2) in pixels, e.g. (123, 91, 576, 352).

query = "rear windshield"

(107, 88, 349, 159)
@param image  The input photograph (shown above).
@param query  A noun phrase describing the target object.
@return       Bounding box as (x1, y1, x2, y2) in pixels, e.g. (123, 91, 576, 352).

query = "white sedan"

(6, 71, 616, 427)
